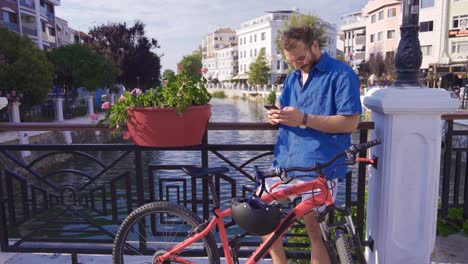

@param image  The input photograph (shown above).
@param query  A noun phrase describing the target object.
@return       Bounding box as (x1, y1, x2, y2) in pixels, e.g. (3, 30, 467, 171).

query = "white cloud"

(56, 0, 367, 71)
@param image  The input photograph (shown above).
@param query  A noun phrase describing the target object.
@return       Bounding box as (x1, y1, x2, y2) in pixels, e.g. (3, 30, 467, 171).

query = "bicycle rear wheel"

(112, 201, 220, 264)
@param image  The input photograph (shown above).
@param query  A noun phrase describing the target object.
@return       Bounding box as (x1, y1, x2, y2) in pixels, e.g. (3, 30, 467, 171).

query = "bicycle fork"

(318, 206, 357, 240)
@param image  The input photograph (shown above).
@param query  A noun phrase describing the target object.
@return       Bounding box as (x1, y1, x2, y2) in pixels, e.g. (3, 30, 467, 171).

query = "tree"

(357, 61, 371, 81)
(248, 48, 270, 85)
(368, 53, 385, 84)
(0, 28, 54, 105)
(336, 53, 345, 62)
(162, 69, 176, 81)
(48, 44, 117, 92)
(384, 52, 396, 81)
(87, 21, 162, 89)
(178, 48, 202, 78)
(275, 13, 327, 54)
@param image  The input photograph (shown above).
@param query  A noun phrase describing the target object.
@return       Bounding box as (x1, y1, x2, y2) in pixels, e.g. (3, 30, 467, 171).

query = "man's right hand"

(267, 109, 281, 125)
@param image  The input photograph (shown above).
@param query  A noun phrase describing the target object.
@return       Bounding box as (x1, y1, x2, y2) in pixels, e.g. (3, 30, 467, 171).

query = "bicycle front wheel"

(335, 229, 353, 264)
(112, 201, 220, 264)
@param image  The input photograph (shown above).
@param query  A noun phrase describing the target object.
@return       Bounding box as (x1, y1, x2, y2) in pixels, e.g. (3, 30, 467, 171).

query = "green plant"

(267, 91, 277, 105)
(99, 71, 211, 132)
(211, 91, 226, 98)
(437, 208, 468, 237)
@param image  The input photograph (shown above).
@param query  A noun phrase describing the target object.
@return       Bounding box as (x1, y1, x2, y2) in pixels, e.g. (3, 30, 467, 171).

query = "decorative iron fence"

(0, 121, 372, 263)
(440, 113, 468, 219)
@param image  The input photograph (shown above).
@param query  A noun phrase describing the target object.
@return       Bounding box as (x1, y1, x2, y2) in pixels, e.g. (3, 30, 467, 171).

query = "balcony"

(19, 0, 35, 9)
(22, 26, 38, 36)
(46, 0, 60, 6)
(0, 20, 19, 32)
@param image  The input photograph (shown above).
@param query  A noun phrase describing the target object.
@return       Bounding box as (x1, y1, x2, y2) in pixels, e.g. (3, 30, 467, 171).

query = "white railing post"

(363, 87, 458, 264)
(10, 101, 30, 157)
(110, 93, 116, 104)
(86, 95, 94, 116)
(53, 97, 72, 144)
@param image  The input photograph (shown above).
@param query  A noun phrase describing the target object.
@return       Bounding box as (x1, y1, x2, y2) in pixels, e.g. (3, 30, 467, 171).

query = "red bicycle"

(112, 139, 381, 264)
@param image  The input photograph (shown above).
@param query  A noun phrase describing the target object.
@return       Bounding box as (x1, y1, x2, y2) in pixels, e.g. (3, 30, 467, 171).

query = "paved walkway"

(1, 233, 468, 264)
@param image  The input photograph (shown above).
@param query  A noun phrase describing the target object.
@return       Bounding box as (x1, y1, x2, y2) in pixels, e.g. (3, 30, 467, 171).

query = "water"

(8, 98, 351, 241)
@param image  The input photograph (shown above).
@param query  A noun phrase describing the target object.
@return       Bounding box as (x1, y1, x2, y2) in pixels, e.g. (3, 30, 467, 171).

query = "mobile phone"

(264, 104, 279, 110)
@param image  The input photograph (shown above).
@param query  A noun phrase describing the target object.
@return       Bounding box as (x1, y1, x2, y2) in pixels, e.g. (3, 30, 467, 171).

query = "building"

(236, 10, 337, 84)
(201, 27, 237, 82)
(362, 0, 402, 63)
(0, 0, 61, 51)
(340, 11, 367, 67)
(438, 0, 468, 88)
(55, 16, 73, 46)
(213, 44, 238, 82)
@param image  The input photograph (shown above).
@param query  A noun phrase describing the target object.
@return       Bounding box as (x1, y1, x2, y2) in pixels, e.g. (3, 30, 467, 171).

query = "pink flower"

(101, 102, 111, 110)
(202, 68, 208, 74)
(123, 131, 131, 140)
(90, 113, 98, 122)
(119, 95, 125, 101)
(131, 88, 142, 95)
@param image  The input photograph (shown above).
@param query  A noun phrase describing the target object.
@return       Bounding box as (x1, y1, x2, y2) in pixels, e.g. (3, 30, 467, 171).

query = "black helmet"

(230, 196, 283, 236)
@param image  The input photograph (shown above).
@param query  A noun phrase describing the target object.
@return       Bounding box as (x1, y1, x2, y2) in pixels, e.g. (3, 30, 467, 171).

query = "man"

(265, 26, 362, 264)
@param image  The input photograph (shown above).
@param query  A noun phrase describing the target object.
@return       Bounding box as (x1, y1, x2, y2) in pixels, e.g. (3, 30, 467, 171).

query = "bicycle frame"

(157, 175, 335, 264)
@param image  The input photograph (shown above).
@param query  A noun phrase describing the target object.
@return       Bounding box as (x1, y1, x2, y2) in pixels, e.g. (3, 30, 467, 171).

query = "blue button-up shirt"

(273, 52, 362, 179)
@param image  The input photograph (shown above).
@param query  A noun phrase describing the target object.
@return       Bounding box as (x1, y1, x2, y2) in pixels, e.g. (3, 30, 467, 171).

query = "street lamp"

(77, 21, 96, 44)
(393, 0, 422, 88)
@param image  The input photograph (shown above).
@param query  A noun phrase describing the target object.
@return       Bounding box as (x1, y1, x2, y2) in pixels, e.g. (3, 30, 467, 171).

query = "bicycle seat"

(182, 166, 229, 178)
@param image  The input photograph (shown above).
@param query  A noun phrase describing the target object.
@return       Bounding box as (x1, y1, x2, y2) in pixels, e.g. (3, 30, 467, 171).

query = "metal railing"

(19, 0, 35, 9)
(441, 112, 468, 219)
(0, 122, 374, 263)
(0, 21, 19, 32)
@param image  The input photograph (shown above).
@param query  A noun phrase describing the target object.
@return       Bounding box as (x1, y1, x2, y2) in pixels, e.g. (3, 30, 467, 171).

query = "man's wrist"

(299, 113, 308, 129)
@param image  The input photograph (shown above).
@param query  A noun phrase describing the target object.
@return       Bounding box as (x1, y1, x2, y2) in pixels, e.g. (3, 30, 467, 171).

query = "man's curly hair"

(281, 26, 316, 51)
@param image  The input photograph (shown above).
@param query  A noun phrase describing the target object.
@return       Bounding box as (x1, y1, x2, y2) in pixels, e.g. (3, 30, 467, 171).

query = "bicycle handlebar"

(261, 138, 381, 179)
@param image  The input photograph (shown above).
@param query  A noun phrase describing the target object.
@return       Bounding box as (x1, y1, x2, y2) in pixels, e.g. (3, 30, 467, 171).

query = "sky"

(55, 0, 368, 72)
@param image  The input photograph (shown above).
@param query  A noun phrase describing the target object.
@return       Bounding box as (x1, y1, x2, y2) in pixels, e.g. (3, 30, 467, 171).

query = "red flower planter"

(126, 104, 212, 147)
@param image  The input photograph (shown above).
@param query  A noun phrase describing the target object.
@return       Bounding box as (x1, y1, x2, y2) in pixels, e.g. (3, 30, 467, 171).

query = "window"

(452, 40, 468, 53)
(283, 61, 288, 70)
(452, 15, 468, 29)
(277, 61, 281, 70)
(420, 45, 433, 56)
(378, 10, 384, 20)
(387, 30, 396, 39)
(254, 34, 257, 42)
(261, 32, 266, 41)
(2, 10, 17, 23)
(254, 49, 257, 57)
(239, 38, 242, 45)
(250, 35, 252, 43)
(371, 14, 376, 23)
(388, 8, 396, 18)
(250, 50, 252, 57)
(370, 34, 375, 43)
(421, 0, 434, 8)
(420, 21, 434, 32)
(377, 31, 383, 41)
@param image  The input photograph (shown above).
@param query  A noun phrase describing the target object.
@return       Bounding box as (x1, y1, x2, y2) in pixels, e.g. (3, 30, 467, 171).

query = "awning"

(354, 29, 365, 35)
(2, 7, 15, 13)
(232, 73, 248, 80)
